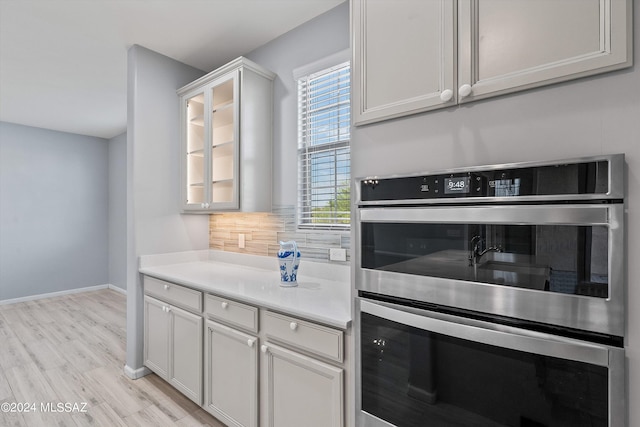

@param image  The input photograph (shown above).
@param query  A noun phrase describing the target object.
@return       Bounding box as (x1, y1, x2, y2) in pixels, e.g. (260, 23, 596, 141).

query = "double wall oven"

(354, 154, 626, 427)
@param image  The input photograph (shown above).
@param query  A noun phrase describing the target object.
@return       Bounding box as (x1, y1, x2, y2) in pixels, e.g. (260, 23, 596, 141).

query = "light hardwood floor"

(0, 289, 225, 427)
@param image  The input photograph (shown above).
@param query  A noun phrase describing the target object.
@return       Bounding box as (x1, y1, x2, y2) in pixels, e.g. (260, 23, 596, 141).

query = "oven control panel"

(360, 157, 614, 202)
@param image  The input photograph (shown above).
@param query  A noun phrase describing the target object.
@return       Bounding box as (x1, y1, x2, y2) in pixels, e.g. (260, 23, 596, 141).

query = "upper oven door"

(355, 203, 624, 337)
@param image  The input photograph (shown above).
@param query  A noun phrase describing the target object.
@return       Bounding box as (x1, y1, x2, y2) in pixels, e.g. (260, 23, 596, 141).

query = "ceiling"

(0, 0, 345, 139)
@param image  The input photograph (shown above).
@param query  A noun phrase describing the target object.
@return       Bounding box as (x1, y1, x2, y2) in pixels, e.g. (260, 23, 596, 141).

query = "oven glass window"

(361, 223, 609, 297)
(361, 312, 609, 427)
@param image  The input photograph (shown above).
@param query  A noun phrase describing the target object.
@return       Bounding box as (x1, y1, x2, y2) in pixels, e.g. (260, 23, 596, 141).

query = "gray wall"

(122, 1, 640, 422)
(350, 5, 640, 427)
(246, 1, 349, 207)
(108, 131, 127, 290)
(0, 122, 108, 300)
(125, 45, 208, 375)
(250, 1, 639, 424)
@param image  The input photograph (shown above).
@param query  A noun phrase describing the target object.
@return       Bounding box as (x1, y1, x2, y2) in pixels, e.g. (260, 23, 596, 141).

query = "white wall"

(108, 131, 126, 290)
(124, 45, 208, 376)
(0, 122, 109, 300)
(350, 4, 640, 426)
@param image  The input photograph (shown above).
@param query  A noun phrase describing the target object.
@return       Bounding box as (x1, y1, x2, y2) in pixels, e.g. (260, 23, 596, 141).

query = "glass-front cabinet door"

(210, 71, 239, 209)
(181, 71, 240, 211)
(178, 57, 275, 213)
(185, 91, 207, 208)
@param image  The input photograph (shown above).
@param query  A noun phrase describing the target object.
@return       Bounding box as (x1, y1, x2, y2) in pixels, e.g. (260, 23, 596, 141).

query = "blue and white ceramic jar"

(278, 241, 300, 286)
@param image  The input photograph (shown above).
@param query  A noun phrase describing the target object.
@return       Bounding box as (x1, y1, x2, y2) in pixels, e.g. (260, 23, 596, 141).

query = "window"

(297, 61, 350, 229)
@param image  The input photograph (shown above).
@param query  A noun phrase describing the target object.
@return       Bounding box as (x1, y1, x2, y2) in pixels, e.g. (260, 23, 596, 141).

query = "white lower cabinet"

(204, 319, 258, 427)
(261, 342, 344, 427)
(143, 276, 349, 426)
(169, 306, 203, 403)
(143, 294, 203, 405)
(143, 295, 170, 377)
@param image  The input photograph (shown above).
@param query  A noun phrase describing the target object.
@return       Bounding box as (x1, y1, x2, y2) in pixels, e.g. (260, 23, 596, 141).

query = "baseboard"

(107, 284, 127, 295)
(0, 283, 117, 305)
(124, 364, 152, 380)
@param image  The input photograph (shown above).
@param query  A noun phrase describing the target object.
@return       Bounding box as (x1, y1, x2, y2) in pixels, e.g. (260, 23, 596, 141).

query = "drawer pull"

(289, 322, 298, 331)
(247, 339, 255, 348)
(164, 284, 169, 290)
(221, 301, 229, 309)
(261, 345, 268, 354)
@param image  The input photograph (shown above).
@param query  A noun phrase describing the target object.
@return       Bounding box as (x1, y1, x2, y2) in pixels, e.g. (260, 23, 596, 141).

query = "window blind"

(297, 62, 351, 229)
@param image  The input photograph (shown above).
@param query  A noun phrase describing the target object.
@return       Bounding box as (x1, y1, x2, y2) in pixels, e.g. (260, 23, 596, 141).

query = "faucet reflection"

(468, 235, 503, 267)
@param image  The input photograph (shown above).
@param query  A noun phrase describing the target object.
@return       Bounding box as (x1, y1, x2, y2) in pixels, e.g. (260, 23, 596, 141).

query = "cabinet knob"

(221, 301, 229, 309)
(261, 345, 268, 354)
(247, 339, 255, 348)
(440, 89, 453, 102)
(205, 202, 210, 209)
(458, 84, 472, 98)
(164, 284, 169, 290)
(200, 203, 206, 209)
(289, 322, 298, 331)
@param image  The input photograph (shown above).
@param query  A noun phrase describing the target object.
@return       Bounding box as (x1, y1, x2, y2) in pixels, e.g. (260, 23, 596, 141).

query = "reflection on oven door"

(358, 300, 624, 427)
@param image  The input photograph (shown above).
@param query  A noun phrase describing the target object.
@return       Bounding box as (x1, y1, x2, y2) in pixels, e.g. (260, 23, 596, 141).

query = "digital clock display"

(444, 177, 470, 194)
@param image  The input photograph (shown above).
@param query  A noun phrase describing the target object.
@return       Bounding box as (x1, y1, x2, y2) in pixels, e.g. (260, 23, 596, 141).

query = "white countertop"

(139, 250, 352, 329)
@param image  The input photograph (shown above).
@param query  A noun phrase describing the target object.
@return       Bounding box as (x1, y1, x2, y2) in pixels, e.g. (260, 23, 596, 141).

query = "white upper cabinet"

(457, 0, 633, 103)
(352, 0, 456, 125)
(352, 0, 633, 125)
(178, 57, 275, 212)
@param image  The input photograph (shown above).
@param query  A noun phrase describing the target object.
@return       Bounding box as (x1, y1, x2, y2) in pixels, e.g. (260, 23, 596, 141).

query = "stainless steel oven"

(356, 297, 625, 427)
(354, 154, 626, 427)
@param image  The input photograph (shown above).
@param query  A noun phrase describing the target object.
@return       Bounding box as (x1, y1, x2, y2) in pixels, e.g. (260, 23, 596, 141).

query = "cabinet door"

(209, 70, 240, 210)
(181, 87, 210, 211)
(204, 320, 258, 427)
(169, 305, 203, 405)
(262, 342, 343, 427)
(179, 57, 274, 213)
(352, 0, 456, 126)
(458, 0, 632, 102)
(143, 295, 170, 379)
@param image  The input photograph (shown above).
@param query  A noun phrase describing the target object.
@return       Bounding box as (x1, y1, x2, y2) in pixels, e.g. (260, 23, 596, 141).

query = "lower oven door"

(356, 298, 625, 427)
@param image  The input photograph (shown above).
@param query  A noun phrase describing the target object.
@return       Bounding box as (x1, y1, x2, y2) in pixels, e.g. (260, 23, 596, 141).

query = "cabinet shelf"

(212, 100, 233, 112)
(212, 178, 233, 184)
(188, 149, 205, 157)
(212, 141, 234, 157)
(212, 106, 233, 128)
(190, 115, 204, 127)
(212, 139, 233, 147)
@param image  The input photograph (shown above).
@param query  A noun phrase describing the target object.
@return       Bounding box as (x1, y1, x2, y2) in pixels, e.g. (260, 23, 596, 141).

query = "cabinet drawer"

(205, 294, 258, 333)
(263, 311, 344, 363)
(144, 276, 202, 313)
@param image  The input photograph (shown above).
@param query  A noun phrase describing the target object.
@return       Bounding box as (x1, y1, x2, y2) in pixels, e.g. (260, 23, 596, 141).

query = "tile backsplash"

(209, 205, 350, 263)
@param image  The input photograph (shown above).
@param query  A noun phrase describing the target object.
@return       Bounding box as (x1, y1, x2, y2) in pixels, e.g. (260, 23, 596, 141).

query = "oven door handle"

(359, 204, 616, 226)
(360, 299, 612, 367)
